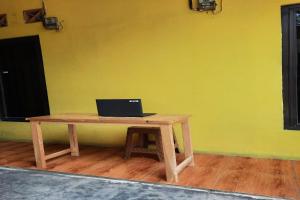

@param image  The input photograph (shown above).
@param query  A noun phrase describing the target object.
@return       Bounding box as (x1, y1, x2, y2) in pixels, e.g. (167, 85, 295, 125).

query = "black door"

(0, 35, 50, 121)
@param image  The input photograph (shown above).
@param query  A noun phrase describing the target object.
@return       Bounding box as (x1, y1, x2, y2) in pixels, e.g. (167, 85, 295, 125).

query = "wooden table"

(27, 114, 194, 182)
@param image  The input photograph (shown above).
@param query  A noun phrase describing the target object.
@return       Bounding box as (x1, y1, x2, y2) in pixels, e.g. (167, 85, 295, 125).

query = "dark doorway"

(0, 35, 50, 121)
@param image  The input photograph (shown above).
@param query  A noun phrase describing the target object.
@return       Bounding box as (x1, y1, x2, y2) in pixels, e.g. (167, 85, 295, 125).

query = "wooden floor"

(0, 141, 299, 200)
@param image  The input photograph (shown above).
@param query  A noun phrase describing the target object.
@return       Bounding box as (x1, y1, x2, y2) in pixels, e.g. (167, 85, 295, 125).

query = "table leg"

(181, 120, 194, 166)
(68, 124, 79, 156)
(160, 125, 178, 182)
(31, 122, 46, 168)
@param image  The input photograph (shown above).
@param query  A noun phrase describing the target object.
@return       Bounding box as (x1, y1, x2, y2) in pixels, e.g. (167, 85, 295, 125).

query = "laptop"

(96, 99, 156, 117)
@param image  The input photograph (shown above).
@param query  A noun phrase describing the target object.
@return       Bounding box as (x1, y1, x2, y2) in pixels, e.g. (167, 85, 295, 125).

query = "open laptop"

(96, 99, 156, 117)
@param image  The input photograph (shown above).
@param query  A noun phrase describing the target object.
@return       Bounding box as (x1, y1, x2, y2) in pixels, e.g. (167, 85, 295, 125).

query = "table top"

(27, 114, 190, 125)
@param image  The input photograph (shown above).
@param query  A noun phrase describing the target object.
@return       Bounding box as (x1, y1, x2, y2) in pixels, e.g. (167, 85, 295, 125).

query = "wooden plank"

(181, 120, 194, 166)
(68, 124, 79, 156)
(31, 122, 46, 168)
(175, 156, 193, 174)
(27, 114, 190, 125)
(130, 148, 158, 154)
(160, 125, 178, 182)
(45, 149, 71, 160)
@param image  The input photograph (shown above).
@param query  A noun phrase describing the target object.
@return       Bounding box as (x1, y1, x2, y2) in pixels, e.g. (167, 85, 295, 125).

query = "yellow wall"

(0, 0, 300, 159)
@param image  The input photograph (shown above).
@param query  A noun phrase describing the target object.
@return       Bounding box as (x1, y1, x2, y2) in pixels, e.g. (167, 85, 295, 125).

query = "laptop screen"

(96, 99, 143, 117)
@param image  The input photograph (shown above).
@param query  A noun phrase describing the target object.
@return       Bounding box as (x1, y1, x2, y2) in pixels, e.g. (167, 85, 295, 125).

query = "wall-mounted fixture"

(0, 14, 8, 27)
(189, 0, 222, 14)
(23, 0, 63, 31)
(41, 0, 63, 31)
